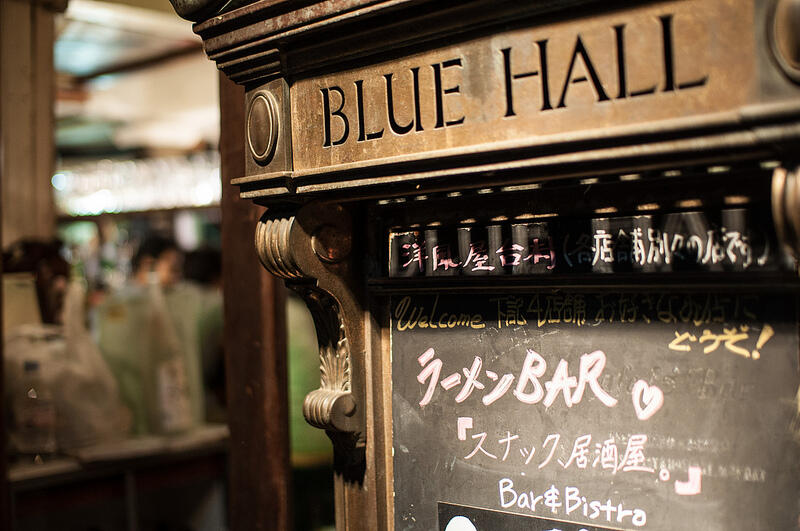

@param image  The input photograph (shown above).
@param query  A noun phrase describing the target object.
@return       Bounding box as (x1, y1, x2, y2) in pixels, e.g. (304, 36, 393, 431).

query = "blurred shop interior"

(1, 0, 333, 529)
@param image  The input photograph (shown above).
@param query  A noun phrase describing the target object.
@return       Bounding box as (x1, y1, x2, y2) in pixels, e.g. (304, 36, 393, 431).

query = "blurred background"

(1, 0, 333, 529)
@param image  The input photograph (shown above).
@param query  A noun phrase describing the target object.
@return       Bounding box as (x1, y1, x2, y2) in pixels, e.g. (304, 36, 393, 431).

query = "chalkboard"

(391, 292, 800, 530)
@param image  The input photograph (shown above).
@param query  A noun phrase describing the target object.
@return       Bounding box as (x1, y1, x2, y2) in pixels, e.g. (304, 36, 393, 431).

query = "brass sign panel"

(291, 0, 753, 173)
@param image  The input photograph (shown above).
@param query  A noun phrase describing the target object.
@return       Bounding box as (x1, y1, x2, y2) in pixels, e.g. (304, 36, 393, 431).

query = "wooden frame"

(219, 72, 292, 530)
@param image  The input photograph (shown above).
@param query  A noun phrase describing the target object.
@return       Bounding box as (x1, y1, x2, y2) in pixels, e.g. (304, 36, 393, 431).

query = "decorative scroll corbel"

(771, 165, 800, 264)
(255, 203, 365, 463)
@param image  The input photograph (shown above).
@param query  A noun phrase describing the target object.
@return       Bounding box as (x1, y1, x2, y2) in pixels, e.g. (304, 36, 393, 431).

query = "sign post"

(172, 0, 800, 529)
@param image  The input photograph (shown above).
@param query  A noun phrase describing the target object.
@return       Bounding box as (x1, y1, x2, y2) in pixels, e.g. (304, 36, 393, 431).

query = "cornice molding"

(189, 0, 603, 85)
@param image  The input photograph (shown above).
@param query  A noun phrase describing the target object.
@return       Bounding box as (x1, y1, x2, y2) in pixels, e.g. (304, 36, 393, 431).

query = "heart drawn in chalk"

(632, 380, 664, 421)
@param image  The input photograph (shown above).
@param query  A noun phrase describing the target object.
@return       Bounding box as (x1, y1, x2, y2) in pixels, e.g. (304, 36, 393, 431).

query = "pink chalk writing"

(416, 348, 621, 411)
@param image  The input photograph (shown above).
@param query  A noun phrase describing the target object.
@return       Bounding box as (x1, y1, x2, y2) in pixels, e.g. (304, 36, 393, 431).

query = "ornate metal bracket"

(255, 203, 365, 460)
(771, 164, 800, 264)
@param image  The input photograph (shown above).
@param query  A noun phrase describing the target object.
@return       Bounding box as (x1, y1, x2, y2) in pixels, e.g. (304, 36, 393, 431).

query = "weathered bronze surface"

(292, 0, 750, 173)
(772, 164, 800, 259)
(170, 0, 800, 529)
(243, 79, 293, 180)
(184, 0, 800, 201)
(253, 202, 376, 529)
(771, 0, 800, 82)
(168, 0, 255, 22)
(247, 92, 279, 163)
(254, 204, 365, 450)
(222, 0, 799, 201)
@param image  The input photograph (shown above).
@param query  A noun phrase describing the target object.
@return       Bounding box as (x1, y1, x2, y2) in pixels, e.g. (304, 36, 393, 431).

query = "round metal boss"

(771, 0, 800, 83)
(312, 224, 351, 264)
(247, 92, 279, 163)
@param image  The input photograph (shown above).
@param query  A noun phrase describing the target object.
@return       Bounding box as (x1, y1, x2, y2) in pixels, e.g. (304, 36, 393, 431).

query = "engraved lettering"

(614, 24, 657, 99)
(432, 58, 466, 128)
(614, 25, 627, 99)
(315, 10, 714, 153)
(384, 73, 415, 135)
(558, 35, 610, 108)
(501, 41, 553, 117)
(355, 80, 384, 142)
(411, 66, 424, 132)
(321, 86, 349, 147)
(660, 14, 707, 92)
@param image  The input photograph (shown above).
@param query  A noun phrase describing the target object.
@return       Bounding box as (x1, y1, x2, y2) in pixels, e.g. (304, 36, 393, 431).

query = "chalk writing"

(562, 227, 768, 268)
(395, 295, 485, 331)
(392, 291, 798, 531)
(388, 211, 784, 277)
(522, 293, 760, 329)
(674, 466, 702, 496)
(460, 425, 657, 477)
(416, 348, 651, 414)
(631, 380, 664, 421)
(456, 421, 771, 490)
(498, 480, 647, 527)
(668, 323, 774, 360)
(393, 292, 766, 333)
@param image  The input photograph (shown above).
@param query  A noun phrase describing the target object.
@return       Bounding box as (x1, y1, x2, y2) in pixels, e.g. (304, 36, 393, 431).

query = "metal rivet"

(312, 224, 351, 263)
(771, 0, 800, 83)
(247, 92, 279, 163)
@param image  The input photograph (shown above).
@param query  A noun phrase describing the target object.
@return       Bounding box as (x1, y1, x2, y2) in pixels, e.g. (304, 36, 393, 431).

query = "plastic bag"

(95, 278, 206, 436)
(4, 279, 130, 452)
(143, 274, 195, 434)
(58, 279, 131, 448)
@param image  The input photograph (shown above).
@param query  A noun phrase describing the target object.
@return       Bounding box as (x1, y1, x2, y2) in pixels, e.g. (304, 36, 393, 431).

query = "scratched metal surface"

(291, 0, 751, 173)
(391, 291, 800, 530)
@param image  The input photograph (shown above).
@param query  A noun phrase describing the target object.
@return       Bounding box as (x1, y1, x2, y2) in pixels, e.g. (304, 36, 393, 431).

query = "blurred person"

(183, 247, 225, 423)
(183, 247, 221, 287)
(132, 236, 183, 287)
(3, 239, 70, 324)
(95, 235, 214, 436)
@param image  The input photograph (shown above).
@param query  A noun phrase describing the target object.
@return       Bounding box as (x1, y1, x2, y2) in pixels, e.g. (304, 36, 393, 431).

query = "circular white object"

(444, 515, 478, 531)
